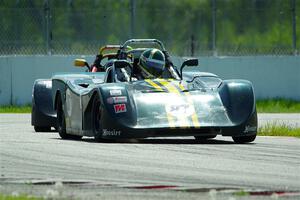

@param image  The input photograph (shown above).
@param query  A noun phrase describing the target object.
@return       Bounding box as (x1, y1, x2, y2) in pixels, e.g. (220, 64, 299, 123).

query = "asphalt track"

(0, 114, 299, 199)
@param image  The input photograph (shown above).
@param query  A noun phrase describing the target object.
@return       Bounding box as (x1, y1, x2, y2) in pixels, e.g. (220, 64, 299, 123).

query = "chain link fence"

(0, 0, 299, 56)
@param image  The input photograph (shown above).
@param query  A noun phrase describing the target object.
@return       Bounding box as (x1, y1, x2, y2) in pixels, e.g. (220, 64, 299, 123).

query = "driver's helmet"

(138, 48, 165, 79)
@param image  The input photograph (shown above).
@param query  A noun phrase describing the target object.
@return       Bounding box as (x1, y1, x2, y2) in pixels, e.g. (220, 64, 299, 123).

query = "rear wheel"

(194, 135, 217, 141)
(91, 95, 104, 142)
(34, 126, 51, 132)
(232, 134, 256, 144)
(56, 97, 82, 140)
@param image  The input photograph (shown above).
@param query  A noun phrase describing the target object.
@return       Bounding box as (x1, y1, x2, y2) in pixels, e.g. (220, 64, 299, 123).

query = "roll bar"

(120, 39, 166, 52)
(99, 45, 122, 55)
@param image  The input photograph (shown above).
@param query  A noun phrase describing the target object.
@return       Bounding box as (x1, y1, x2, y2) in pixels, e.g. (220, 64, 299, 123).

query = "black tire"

(91, 95, 104, 142)
(233, 108, 257, 144)
(194, 135, 217, 141)
(34, 126, 51, 132)
(232, 134, 256, 144)
(56, 97, 82, 140)
(69, 134, 82, 140)
(57, 97, 68, 139)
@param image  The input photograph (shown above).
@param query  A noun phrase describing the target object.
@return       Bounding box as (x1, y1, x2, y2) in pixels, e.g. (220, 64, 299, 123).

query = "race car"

(32, 39, 257, 143)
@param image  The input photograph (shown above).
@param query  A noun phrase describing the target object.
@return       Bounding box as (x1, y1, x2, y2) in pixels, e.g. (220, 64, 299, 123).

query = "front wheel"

(232, 134, 256, 144)
(57, 98, 69, 139)
(57, 97, 82, 140)
(233, 108, 257, 144)
(91, 95, 104, 142)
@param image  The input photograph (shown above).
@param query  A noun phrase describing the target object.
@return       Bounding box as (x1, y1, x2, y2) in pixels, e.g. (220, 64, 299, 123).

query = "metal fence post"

(44, 0, 51, 55)
(291, 0, 297, 55)
(130, 0, 136, 38)
(212, 0, 217, 56)
(191, 35, 195, 57)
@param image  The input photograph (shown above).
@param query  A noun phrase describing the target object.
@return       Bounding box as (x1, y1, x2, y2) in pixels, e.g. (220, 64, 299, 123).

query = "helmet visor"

(143, 58, 165, 70)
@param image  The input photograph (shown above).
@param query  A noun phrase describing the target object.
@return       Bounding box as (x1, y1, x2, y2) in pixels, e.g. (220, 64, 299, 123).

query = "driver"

(134, 48, 166, 79)
(90, 54, 105, 72)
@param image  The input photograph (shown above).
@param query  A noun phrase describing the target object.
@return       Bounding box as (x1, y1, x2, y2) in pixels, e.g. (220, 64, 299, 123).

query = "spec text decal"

(165, 103, 194, 117)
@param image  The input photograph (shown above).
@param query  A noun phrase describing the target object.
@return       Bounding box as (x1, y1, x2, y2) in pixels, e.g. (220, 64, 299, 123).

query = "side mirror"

(74, 59, 87, 67)
(180, 58, 198, 79)
(183, 59, 198, 67)
(74, 59, 90, 71)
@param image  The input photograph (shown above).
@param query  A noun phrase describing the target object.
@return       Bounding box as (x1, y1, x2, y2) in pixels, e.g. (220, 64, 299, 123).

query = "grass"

(256, 98, 300, 113)
(0, 194, 43, 200)
(0, 105, 31, 113)
(234, 190, 250, 196)
(258, 123, 300, 138)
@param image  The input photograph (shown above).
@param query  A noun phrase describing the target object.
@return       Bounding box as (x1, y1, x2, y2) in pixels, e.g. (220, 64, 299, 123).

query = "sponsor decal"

(102, 129, 121, 136)
(244, 125, 257, 133)
(109, 89, 122, 96)
(114, 103, 127, 113)
(166, 103, 194, 117)
(114, 96, 127, 103)
(107, 96, 128, 104)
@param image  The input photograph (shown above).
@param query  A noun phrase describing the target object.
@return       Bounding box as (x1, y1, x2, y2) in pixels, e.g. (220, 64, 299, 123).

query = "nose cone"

(134, 92, 190, 128)
(133, 91, 232, 129)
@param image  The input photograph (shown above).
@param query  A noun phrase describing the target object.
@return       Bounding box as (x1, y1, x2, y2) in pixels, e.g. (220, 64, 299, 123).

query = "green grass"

(258, 123, 300, 138)
(0, 194, 43, 200)
(234, 190, 250, 196)
(0, 105, 31, 113)
(256, 98, 300, 113)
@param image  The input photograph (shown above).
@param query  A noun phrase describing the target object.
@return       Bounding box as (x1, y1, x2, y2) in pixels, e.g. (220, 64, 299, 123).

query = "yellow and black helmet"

(138, 48, 165, 78)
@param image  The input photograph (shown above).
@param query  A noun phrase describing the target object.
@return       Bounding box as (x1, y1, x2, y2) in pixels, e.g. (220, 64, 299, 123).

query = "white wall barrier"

(0, 55, 299, 105)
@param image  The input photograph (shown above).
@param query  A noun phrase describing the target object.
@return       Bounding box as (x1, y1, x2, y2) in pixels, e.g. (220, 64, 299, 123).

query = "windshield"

(187, 76, 222, 90)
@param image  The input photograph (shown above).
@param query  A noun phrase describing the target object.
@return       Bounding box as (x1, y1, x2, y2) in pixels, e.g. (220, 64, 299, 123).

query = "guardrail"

(0, 55, 299, 105)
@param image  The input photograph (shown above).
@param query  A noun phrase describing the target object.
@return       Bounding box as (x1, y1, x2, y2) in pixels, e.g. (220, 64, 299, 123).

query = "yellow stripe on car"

(177, 82, 200, 127)
(145, 79, 175, 128)
(144, 79, 164, 91)
(156, 79, 191, 128)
